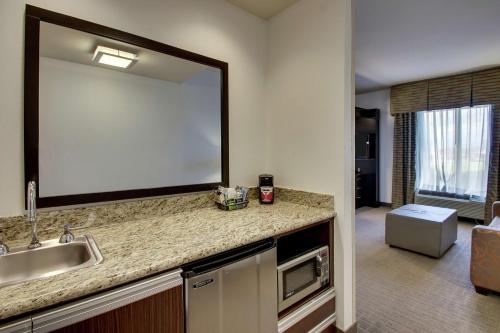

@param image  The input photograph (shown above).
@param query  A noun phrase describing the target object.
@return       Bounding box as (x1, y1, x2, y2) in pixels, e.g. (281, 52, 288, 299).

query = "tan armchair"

(470, 202, 500, 295)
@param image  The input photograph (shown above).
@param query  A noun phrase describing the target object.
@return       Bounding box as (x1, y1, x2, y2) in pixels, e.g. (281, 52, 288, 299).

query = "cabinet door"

(32, 269, 183, 333)
(51, 286, 183, 333)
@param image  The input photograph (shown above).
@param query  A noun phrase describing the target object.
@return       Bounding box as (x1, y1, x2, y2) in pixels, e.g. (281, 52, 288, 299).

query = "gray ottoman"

(385, 204, 457, 258)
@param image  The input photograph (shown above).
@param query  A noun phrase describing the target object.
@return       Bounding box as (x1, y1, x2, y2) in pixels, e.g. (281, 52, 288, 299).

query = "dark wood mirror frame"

(24, 5, 229, 208)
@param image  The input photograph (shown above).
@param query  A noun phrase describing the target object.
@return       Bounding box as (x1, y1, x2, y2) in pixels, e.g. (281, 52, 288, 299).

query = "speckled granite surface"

(0, 192, 215, 245)
(0, 189, 334, 321)
(275, 188, 335, 209)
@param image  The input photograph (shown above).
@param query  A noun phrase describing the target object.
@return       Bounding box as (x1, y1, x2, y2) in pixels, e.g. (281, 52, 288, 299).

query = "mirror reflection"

(38, 22, 222, 198)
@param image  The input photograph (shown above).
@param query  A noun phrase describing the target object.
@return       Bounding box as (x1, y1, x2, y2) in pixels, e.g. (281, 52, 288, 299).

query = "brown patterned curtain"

(428, 73, 472, 109)
(391, 113, 417, 207)
(485, 110, 500, 223)
(390, 81, 427, 208)
(390, 67, 500, 222)
(472, 68, 500, 223)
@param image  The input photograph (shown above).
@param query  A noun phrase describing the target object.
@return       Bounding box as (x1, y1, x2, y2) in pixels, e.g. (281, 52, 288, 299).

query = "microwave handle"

(315, 255, 323, 277)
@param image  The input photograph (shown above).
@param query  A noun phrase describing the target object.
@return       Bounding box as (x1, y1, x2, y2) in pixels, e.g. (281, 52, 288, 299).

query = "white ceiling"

(226, 0, 300, 19)
(40, 22, 212, 83)
(356, 0, 500, 93)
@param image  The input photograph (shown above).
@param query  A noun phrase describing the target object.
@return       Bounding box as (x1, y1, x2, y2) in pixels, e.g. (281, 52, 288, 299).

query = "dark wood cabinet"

(51, 286, 183, 333)
(355, 107, 380, 208)
(31, 270, 184, 333)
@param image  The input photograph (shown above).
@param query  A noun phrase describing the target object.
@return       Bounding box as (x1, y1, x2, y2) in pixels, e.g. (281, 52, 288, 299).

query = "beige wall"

(0, 0, 268, 216)
(266, 0, 355, 329)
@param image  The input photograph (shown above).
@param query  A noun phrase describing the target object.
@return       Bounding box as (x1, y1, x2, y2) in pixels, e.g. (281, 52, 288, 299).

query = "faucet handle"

(0, 231, 9, 255)
(59, 224, 75, 244)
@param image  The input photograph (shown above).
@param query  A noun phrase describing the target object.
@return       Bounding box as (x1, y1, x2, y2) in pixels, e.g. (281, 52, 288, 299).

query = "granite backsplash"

(0, 187, 333, 245)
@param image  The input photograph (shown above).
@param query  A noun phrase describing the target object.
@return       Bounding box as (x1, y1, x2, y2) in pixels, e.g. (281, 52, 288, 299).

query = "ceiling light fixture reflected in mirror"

(92, 46, 137, 68)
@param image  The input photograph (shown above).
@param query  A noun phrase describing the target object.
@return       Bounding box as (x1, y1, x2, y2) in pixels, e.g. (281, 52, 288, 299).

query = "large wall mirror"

(25, 5, 228, 208)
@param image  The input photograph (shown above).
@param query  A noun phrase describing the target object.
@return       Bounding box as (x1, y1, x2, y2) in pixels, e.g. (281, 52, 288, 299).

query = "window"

(416, 105, 492, 201)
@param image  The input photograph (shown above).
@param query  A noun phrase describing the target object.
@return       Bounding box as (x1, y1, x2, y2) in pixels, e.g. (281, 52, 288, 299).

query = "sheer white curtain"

(416, 105, 492, 201)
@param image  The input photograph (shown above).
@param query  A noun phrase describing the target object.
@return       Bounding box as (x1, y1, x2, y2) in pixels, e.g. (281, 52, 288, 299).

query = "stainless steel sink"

(0, 235, 103, 288)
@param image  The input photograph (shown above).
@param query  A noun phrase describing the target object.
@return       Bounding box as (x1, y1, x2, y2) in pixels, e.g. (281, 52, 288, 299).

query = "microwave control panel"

(318, 246, 330, 286)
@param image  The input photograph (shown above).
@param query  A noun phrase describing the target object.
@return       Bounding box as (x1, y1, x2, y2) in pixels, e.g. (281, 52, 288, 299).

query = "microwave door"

(278, 251, 324, 312)
(283, 259, 317, 299)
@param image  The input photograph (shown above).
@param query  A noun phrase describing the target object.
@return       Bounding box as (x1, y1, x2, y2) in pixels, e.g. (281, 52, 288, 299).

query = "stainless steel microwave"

(277, 245, 330, 312)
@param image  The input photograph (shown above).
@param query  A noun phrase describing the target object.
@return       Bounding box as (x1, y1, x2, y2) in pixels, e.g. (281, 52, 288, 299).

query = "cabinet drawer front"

(32, 269, 182, 333)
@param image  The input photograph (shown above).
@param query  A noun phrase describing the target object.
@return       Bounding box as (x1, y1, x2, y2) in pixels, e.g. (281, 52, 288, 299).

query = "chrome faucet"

(27, 181, 41, 249)
(59, 224, 75, 244)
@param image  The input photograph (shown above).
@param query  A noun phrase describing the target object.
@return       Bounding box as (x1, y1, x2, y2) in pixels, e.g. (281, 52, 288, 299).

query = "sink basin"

(0, 235, 103, 288)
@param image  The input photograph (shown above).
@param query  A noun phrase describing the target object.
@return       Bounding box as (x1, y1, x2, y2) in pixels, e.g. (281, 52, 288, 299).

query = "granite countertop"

(0, 188, 335, 321)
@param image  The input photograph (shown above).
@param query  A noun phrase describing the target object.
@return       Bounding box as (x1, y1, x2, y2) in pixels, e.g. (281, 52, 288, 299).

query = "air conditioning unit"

(415, 193, 484, 221)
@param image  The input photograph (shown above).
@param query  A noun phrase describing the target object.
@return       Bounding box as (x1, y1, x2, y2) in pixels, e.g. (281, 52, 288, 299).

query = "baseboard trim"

(336, 321, 357, 333)
(378, 202, 392, 207)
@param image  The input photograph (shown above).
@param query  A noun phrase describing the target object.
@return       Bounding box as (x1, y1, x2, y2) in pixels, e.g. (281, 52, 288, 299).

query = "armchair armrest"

(470, 225, 500, 292)
(493, 201, 500, 218)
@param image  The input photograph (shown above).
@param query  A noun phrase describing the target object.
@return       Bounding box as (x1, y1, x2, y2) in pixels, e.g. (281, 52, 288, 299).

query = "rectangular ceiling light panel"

(92, 46, 137, 68)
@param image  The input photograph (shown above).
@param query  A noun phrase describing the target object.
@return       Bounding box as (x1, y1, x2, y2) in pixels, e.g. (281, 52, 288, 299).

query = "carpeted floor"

(356, 207, 500, 333)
